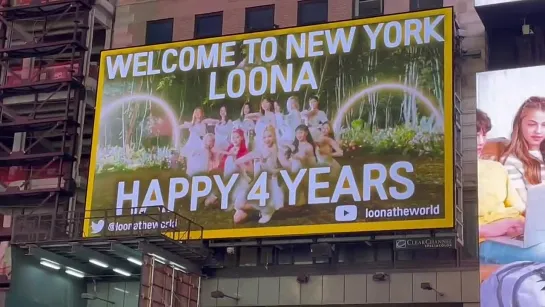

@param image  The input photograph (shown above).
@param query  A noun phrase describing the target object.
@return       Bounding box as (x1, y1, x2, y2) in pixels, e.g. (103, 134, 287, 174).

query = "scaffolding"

(0, 0, 112, 212)
(0, 2, 214, 303)
(453, 17, 464, 248)
(0, 0, 113, 294)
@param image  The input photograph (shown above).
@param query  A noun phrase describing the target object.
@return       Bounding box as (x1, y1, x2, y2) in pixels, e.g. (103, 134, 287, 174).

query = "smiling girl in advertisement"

(479, 98, 545, 263)
(235, 125, 290, 224)
(315, 122, 344, 177)
(219, 129, 252, 222)
(480, 98, 545, 307)
(501, 97, 545, 202)
(208, 105, 233, 152)
(232, 103, 255, 149)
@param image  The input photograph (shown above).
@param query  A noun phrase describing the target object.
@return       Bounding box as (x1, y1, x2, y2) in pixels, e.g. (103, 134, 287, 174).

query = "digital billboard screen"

(475, 0, 526, 6)
(477, 65, 545, 306)
(84, 8, 454, 239)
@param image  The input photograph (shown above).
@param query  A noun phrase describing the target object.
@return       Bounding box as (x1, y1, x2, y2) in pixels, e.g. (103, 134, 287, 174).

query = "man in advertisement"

(478, 66, 545, 306)
(476, 109, 525, 240)
(84, 9, 454, 240)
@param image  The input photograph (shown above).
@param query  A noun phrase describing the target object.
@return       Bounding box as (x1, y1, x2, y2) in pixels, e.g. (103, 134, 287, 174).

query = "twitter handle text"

(106, 219, 178, 232)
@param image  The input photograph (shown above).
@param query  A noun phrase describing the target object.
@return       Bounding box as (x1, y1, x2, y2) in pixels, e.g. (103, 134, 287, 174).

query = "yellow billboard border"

(84, 7, 454, 240)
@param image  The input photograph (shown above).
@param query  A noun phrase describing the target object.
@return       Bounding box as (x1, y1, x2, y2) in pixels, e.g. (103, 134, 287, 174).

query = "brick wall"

(113, 0, 356, 47)
(113, 0, 417, 47)
(384, 0, 409, 14)
(113, 0, 290, 48)
(328, 0, 352, 21)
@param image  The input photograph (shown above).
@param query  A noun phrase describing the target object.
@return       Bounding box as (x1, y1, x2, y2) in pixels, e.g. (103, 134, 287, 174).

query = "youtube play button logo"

(335, 205, 358, 222)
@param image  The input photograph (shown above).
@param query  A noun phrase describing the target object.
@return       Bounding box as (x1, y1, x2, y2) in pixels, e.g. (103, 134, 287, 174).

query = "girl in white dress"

(315, 122, 343, 177)
(180, 107, 207, 174)
(301, 96, 329, 140)
(218, 129, 252, 220)
(235, 125, 291, 224)
(180, 107, 207, 154)
(207, 105, 233, 151)
(246, 98, 277, 148)
(289, 125, 318, 172)
(274, 100, 293, 146)
(180, 107, 216, 176)
(232, 103, 255, 149)
(186, 133, 221, 177)
(286, 124, 318, 206)
(246, 98, 277, 175)
(285, 96, 303, 133)
(273, 101, 284, 126)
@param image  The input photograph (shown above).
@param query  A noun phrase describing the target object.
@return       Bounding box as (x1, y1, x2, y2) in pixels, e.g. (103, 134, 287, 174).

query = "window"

(245, 5, 275, 32)
(298, 0, 328, 26)
(410, 0, 443, 11)
(194, 12, 223, 38)
(145, 19, 173, 45)
(354, 0, 383, 18)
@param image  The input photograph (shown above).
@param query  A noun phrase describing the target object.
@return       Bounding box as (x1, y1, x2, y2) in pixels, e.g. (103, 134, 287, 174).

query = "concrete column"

(274, 0, 297, 28)
(329, 0, 352, 21)
(223, 7, 245, 35)
(384, 0, 410, 14)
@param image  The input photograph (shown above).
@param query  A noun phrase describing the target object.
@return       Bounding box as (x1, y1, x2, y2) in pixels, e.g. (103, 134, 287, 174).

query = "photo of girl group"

(91, 21, 449, 232)
(477, 66, 545, 305)
(175, 95, 342, 224)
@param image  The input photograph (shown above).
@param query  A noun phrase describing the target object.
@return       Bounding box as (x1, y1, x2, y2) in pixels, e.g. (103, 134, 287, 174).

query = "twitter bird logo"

(91, 220, 105, 234)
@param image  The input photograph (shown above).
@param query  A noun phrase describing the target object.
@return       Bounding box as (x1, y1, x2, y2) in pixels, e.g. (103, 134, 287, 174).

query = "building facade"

(119, 0, 480, 306)
(5, 0, 545, 306)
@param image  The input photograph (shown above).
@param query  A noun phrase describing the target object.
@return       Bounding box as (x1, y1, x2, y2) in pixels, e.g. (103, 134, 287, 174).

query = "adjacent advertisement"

(474, 0, 526, 6)
(84, 8, 454, 239)
(477, 65, 545, 306)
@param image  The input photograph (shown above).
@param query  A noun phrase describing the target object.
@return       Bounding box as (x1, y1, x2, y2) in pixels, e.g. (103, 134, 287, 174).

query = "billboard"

(475, 0, 526, 6)
(84, 8, 454, 239)
(477, 65, 545, 306)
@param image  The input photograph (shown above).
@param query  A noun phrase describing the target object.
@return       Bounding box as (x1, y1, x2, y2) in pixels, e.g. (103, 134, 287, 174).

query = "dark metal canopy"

(475, 0, 545, 29)
(11, 208, 220, 278)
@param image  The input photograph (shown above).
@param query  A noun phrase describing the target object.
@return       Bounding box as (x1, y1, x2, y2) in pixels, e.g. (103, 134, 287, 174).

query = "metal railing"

(11, 206, 204, 244)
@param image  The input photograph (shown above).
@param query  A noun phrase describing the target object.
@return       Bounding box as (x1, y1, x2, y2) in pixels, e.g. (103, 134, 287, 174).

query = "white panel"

(389, 273, 412, 303)
(237, 278, 259, 306)
(200, 278, 218, 307)
(476, 65, 545, 139)
(322, 275, 344, 304)
(257, 277, 280, 306)
(437, 271, 462, 302)
(300, 275, 322, 305)
(344, 274, 367, 304)
(366, 274, 389, 303)
(278, 276, 300, 305)
(412, 272, 437, 302)
(217, 278, 239, 307)
(462, 270, 481, 302)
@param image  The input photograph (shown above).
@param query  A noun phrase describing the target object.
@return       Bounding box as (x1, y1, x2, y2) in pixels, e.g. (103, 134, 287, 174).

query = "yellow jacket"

(478, 159, 526, 243)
